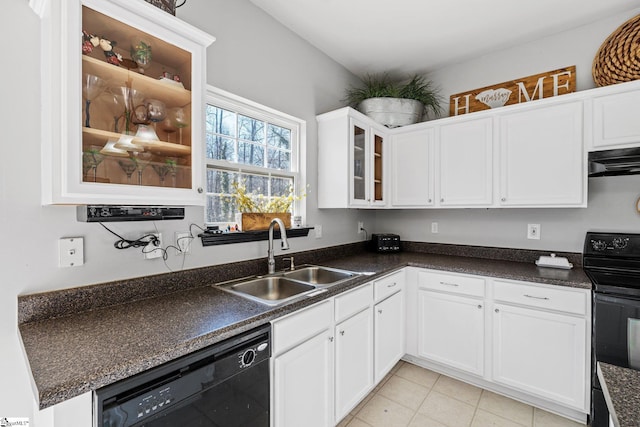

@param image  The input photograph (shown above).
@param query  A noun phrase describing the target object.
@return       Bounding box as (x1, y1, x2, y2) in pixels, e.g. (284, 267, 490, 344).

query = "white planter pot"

(358, 98, 424, 128)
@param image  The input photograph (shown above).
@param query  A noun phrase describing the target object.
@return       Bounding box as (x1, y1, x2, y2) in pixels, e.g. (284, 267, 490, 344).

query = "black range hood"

(589, 147, 640, 177)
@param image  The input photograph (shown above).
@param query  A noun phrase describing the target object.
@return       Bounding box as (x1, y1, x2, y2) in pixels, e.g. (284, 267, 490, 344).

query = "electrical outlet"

(431, 222, 439, 233)
(315, 225, 323, 239)
(527, 224, 541, 240)
(357, 221, 364, 234)
(144, 233, 163, 259)
(175, 232, 191, 254)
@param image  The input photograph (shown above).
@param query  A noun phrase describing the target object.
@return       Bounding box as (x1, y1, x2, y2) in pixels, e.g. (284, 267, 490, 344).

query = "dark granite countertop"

(19, 244, 592, 409)
(598, 362, 640, 427)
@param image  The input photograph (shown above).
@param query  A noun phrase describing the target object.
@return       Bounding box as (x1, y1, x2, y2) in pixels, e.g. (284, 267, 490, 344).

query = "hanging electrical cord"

(98, 222, 206, 270)
(361, 226, 369, 241)
(99, 222, 160, 250)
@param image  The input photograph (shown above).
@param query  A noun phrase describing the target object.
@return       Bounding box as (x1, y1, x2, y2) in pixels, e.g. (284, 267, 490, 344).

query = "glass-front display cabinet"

(349, 118, 386, 207)
(39, 0, 215, 205)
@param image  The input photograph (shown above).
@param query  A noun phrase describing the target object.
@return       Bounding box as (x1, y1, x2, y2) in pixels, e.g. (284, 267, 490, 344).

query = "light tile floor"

(337, 361, 585, 427)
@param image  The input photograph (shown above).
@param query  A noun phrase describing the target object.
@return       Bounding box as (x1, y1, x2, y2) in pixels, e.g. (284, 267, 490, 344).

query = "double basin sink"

(217, 265, 362, 306)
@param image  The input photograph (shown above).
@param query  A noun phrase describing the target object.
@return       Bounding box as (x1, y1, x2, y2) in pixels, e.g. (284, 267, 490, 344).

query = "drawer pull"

(440, 281, 459, 287)
(387, 282, 397, 288)
(524, 294, 550, 300)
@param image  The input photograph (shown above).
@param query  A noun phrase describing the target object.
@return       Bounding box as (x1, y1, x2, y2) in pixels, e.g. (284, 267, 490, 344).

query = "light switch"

(59, 237, 84, 267)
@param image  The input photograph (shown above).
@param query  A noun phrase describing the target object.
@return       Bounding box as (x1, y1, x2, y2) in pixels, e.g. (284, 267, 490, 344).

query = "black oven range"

(583, 232, 640, 426)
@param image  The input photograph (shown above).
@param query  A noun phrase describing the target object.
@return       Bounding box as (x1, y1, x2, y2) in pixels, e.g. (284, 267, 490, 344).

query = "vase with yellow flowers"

(230, 180, 307, 231)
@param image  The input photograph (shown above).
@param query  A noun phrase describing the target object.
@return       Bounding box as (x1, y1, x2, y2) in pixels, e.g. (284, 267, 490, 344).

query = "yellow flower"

(228, 180, 308, 213)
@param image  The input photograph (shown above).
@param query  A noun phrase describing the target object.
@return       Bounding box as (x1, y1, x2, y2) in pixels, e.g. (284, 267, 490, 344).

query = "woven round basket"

(593, 14, 640, 86)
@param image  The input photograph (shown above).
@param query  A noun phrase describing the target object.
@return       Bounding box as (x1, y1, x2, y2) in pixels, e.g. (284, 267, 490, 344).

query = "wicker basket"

(592, 14, 640, 87)
(144, 0, 178, 15)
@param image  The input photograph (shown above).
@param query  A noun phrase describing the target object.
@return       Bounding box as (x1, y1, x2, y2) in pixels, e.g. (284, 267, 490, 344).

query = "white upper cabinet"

(40, 0, 215, 205)
(437, 117, 493, 207)
(390, 128, 435, 207)
(498, 101, 586, 207)
(589, 85, 640, 150)
(318, 108, 388, 208)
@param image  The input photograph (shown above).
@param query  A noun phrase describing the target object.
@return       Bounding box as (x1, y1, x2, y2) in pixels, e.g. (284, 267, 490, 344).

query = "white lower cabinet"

(492, 303, 587, 408)
(273, 329, 335, 427)
(272, 300, 334, 427)
(335, 308, 374, 422)
(273, 278, 404, 427)
(411, 269, 590, 419)
(374, 290, 405, 383)
(418, 290, 485, 376)
(492, 279, 588, 410)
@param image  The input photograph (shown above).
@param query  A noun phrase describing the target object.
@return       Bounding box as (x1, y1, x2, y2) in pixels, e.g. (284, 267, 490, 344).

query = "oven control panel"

(585, 232, 639, 256)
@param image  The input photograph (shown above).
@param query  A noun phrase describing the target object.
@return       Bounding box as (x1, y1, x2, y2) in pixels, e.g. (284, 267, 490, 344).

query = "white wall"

(0, 0, 368, 419)
(375, 7, 640, 253)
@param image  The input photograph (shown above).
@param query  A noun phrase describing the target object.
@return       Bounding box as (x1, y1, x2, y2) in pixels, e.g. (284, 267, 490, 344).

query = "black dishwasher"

(95, 324, 270, 427)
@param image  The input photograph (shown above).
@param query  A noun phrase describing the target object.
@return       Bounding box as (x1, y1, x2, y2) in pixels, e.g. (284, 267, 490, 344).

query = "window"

(205, 87, 305, 225)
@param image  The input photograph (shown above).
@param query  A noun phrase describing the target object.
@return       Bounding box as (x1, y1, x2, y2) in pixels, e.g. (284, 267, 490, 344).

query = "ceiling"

(249, 0, 638, 79)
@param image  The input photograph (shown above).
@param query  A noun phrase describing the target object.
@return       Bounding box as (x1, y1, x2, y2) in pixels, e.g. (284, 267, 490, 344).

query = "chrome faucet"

(267, 218, 290, 274)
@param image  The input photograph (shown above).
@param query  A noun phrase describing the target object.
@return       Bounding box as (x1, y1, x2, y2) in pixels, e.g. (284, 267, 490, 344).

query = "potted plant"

(230, 181, 307, 231)
(344, 74, 443, 127)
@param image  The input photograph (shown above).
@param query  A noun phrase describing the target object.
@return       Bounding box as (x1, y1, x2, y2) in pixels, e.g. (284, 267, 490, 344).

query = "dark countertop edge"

(32, 272, 377, 409)
(20, 244, 590, 409)
(597, 362, 640, 427)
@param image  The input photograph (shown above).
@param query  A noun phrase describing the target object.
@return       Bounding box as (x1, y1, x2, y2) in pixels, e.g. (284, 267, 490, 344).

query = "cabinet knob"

(501, 197, 506, 202)
(440, 198, 444, 202)
(340, 330, 345, 336)
(329, 336, 334, 342)
(495, 308, 500, 313)
(197, 187, 204, 194)
(477, 304, 482, 309)
(428, 199, 432, 203)
(378, 309, 383, 314)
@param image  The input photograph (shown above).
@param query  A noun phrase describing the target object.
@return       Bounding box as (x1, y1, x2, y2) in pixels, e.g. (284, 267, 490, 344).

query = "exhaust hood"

(588, 147, 640, 177)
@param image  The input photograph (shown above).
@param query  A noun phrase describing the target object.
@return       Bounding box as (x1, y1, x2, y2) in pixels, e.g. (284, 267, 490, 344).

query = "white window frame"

(205, 85, 307, 226)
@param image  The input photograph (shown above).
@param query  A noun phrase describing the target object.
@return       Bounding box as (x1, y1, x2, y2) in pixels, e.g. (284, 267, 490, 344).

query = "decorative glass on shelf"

(81, 5, 192, 189)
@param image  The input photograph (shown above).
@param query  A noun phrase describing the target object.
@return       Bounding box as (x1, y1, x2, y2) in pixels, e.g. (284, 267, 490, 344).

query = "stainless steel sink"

(218, 276, 317, 306)
(282, 265, 358, 286)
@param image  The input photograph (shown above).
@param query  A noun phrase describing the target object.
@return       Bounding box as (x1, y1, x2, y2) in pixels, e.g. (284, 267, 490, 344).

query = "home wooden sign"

(449, 66, 576, 116)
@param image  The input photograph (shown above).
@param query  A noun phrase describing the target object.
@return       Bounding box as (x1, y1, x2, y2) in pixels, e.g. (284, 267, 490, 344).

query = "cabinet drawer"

(374, 271, 404, 302)
(418, 270, 485, 298)
(272, 299, 332, 354)
(335, 283, 373, 323)
(493, 280, 587, 315)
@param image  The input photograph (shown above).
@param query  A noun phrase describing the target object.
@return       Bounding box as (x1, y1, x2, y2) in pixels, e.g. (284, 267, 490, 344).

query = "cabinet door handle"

(439, 281, 459, 287)
(387, 282, 397, 288)
(524, 294, 550, 300)
(340, 330, 345, 336)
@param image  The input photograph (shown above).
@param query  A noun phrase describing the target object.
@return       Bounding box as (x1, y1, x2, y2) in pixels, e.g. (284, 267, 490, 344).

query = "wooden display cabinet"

(81, 5, 192, 189)
(40, 0, 215, 205)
